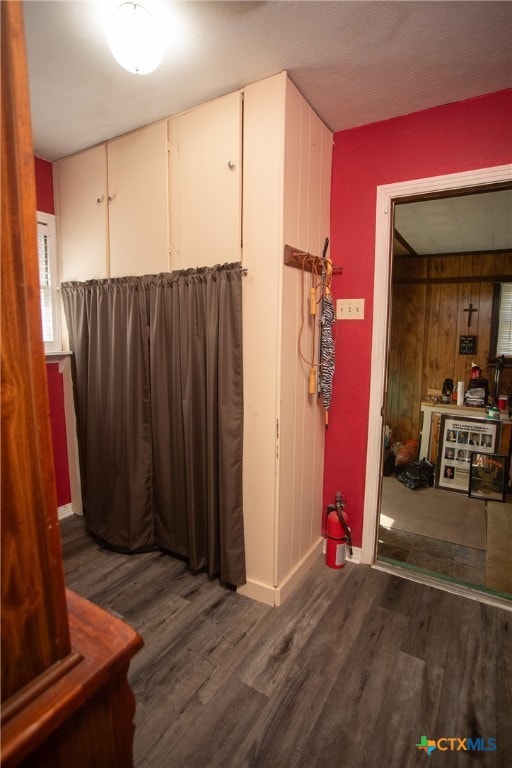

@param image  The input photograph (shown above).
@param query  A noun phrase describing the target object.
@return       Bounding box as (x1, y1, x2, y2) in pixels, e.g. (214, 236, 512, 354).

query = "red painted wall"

(46, 363, 71, 506)
(35, 156, 54, 214)
(35, 156, 71, 508)
(324, 89, 512, 547)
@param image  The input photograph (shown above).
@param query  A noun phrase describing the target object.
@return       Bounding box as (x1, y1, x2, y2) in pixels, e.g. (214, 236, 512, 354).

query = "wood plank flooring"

(59, 515, 512, 768)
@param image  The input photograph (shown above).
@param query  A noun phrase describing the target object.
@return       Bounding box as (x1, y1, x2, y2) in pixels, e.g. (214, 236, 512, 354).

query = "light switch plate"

(336, 298, 365, 320)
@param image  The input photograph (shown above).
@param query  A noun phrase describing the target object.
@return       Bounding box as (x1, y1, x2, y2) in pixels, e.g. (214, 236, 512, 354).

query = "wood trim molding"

(1, 653, 83, 726)
(394, 273, 512, 286)
(284, 243, 342, 275)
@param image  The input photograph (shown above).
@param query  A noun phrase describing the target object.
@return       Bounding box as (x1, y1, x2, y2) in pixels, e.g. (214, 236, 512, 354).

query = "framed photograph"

(469, 452, 508, 501)
(435, 415, 501, 493)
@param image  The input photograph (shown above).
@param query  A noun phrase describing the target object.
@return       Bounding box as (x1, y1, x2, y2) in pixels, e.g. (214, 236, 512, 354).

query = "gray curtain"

(61, 263, 245, 586)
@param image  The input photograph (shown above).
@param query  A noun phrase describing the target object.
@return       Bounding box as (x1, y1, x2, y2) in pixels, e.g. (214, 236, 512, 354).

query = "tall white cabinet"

(52, 72, 332, 606)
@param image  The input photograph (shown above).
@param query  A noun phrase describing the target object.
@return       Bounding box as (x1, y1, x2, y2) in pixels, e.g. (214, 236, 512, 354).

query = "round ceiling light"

(107, 2, 163, 75)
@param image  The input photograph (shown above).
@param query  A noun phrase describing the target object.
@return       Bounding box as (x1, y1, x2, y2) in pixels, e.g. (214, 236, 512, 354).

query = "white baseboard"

(58, 503, 74, 520)
(321, 537, 361, 566)
(237, 578, 277, 606)
(346, 546, 362, 564)
(238, 538, 327, 607)
(274, 538, 324, 606)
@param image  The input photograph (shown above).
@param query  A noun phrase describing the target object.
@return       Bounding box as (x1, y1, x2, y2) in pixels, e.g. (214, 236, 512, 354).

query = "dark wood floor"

(60, 515, 511, 768)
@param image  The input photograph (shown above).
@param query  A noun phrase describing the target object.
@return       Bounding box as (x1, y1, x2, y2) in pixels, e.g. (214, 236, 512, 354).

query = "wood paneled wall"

(387, 251, 512, 444)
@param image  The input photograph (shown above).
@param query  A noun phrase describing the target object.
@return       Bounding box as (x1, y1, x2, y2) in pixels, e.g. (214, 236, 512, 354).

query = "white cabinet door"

(54, 144, 108, 282)
(108, 121, 169, 277)
(168, 91, 242, 270)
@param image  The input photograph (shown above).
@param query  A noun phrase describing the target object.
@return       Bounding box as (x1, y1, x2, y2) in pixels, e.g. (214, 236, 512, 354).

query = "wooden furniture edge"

(1, 589, 143, 767)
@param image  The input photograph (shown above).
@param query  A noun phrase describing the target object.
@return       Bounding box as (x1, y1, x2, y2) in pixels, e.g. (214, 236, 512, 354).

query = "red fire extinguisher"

(325, 492, 352, 569)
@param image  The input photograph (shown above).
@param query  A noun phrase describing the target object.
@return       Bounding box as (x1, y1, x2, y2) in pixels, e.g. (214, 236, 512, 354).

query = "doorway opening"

(361, 164, 512, 606)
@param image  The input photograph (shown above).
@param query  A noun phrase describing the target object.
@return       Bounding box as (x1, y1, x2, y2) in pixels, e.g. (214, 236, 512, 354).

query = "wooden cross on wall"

(464, 302, 478, 327)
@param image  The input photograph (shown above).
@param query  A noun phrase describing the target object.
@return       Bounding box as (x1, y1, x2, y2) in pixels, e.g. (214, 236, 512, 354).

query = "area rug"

(486, 500, 512, 594)
(380, 476, 486, 550)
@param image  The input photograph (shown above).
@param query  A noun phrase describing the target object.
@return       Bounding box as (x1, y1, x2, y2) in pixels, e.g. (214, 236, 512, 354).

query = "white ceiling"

(395, 190, 512, 255)
(24, 0, 512, 163)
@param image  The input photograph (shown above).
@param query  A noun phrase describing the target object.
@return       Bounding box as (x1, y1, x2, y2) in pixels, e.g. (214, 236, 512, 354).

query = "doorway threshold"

(374, 556, 512, 612)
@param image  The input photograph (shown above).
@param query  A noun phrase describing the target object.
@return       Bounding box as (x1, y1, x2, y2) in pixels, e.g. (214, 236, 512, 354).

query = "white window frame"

(37, 211, 61, 353)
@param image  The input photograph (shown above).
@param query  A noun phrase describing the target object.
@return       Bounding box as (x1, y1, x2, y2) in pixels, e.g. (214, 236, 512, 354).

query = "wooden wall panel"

(412, 284, 427, 437)
(386, 286, 403, 439)
(387, 251, 512, 444)
(424, 283, 440, 393)
(400, 286, 421, 439)
(435, 283, 459, 385)
(455, 281, 474, 382)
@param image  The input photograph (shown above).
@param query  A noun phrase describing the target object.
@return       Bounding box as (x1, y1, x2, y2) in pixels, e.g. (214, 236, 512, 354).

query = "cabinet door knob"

(96, 195, 104, 204)
(108, 194, 114, 203)
(227, 161, 235, 170)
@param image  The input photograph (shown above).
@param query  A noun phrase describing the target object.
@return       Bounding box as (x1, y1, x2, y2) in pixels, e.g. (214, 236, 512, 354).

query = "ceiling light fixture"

(107, 1, 163, 75)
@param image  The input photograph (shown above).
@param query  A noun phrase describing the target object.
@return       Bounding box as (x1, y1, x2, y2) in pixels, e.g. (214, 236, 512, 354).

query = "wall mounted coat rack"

(284, 244, 342, 275)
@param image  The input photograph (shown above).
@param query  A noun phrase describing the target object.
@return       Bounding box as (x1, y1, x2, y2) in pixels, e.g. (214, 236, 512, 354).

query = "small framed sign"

(459, 335, 477, 355)
(469, 452, 508, 501)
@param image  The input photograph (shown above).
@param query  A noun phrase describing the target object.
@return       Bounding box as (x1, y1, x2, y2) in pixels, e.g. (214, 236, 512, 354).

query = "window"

(37, 212, 61, 352)
(490, 283, 512, 364)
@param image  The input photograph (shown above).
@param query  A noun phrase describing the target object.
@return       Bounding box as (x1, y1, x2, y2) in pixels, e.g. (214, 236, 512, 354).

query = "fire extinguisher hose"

(335, 499, 353, 556)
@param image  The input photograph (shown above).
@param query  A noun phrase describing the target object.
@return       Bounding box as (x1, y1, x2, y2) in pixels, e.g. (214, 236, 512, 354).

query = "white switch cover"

(336, 298, 365, 320)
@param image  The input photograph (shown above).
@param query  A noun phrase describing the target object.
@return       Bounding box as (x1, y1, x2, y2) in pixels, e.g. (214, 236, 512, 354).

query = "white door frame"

(361, 163, 512, 564)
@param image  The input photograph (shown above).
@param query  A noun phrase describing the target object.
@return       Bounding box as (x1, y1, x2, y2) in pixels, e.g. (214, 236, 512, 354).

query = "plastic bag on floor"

(395, 459, 435, 490)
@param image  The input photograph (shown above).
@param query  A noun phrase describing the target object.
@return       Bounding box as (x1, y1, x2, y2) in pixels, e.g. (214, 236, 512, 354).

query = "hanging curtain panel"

(61, 263, 245, 586)
(61, 278, 154, 552)
(147, 263, 245, 586)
